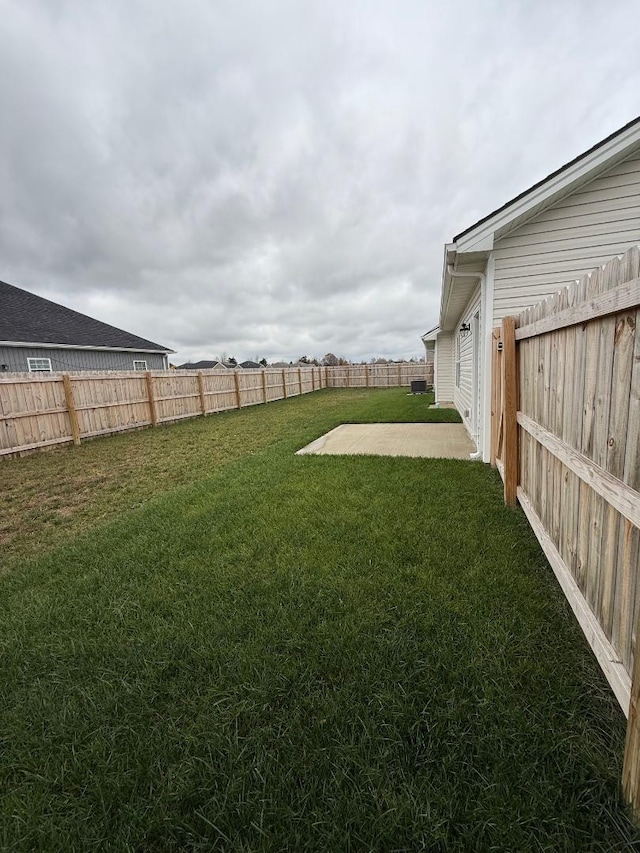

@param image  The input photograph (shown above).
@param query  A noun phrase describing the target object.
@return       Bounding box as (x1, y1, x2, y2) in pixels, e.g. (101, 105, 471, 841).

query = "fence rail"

(490, 245, 640, 818)
(326, 362, 432, 388)
(0, 363, 431, 459)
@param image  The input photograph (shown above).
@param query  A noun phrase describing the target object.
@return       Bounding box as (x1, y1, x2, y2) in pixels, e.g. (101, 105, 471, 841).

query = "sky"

(1, 1, 640, 365)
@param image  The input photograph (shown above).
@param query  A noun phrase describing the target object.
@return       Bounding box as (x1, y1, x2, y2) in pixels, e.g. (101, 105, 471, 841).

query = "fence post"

(62, 374, 81, 446)
(261, 369, 268, 403)
(233, 371, 242, 409)
(145, 371, 158, 427)
(197, 372, 207, 416)
(502, 316, 518, 505)
(282, 369, 288, 399)
(346, 366, 350, 388)
(398, 363, 402, 386)
(311, 368, 315, 392)
(623, 641, 640, 822)
(298, 367, 303, 395)
(366, 366, 370, 388)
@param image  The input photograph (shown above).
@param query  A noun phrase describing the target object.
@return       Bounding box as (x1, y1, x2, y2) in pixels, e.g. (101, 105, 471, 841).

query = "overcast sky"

(2, 1, 640, 364)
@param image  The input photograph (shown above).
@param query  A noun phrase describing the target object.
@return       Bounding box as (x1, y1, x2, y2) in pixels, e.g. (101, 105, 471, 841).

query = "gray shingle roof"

(0, 280, 172, 352)
(453, 114, 640, 242)
(177, 360, 222, 369)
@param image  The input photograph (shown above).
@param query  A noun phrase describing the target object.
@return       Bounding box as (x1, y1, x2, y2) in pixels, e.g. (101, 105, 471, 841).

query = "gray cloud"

(2, 0, 640, 363)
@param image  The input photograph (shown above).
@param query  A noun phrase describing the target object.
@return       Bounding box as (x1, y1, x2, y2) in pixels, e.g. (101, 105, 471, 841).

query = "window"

(27, 357, 52, 372)
(133, 360, 147, 371)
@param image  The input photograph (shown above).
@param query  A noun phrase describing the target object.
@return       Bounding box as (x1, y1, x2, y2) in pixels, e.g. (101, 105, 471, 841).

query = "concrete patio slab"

(296, 423, 477, 459)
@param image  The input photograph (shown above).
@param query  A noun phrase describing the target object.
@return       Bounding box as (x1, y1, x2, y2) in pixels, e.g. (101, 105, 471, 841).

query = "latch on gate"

(497, 340, 504, 352)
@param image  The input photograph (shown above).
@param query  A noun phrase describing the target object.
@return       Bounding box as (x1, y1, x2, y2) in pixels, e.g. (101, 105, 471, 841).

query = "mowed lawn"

(0, 389, 637, 851)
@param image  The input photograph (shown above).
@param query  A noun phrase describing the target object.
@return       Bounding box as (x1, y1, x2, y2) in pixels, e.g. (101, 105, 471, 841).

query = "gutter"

(446, 264, 485, 289)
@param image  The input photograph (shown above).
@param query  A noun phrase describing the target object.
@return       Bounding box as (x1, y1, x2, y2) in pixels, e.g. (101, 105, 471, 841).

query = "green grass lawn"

(1, 388, 458, 569)
(1, 390, 637, 850)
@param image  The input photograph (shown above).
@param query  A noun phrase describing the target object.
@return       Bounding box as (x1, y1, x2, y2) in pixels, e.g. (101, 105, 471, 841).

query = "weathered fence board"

(490, 244, 640, 817)
(325, 363, 431, 389)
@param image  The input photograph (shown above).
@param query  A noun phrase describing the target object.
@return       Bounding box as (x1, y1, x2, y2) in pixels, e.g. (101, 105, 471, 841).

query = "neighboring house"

(239, 360, 262, 369)
(177, 360, 225, 370)
(432, 114, 640, 461)
(0, 280, 173, 372)
(420, 327, 437, 365)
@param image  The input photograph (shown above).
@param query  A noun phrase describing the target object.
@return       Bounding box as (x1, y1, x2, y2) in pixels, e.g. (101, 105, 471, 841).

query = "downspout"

(447, 265, 485, 459)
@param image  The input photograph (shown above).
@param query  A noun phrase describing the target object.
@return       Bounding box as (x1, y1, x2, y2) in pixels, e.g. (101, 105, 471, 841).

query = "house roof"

(454, 115, 640, 244)
(421, 326, 439, 342)
(0, 280, 173, 353)
(177, 360, 222, 370)
(239, 360, 262, 369)
(439, 115, 640, 330)
(451, 115, 640, 254)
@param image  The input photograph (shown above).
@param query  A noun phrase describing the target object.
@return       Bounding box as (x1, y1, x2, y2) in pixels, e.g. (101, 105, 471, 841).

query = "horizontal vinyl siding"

(453, 288, 481, 437)
(493, 150, 640, 321)
(435, 332, 455, 402)
(0, 346, 167, 373)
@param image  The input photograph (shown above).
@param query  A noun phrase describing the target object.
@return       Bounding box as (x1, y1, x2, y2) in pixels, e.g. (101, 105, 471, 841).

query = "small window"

(27, 357, 52, 372)
(133, 360, 148, 371)
(454, 336, 460, 389)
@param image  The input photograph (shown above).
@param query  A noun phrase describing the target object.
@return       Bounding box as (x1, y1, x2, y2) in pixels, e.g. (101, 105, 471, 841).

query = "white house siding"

(452, 287, 481, 441)
(434, 332, 455, 403)
(493, 150, 640, 322)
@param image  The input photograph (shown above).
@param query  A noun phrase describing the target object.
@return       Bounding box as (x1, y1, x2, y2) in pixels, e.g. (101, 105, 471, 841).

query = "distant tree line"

(173, 353, 422, 369)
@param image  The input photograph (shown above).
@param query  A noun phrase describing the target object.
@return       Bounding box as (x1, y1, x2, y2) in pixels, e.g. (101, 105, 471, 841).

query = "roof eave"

(438, 244, 457, 330)
(421, 325, 439, 342)
(420, 326, 440, 344)
(454, 116, 640, 250)
(438, 244, 493, 331)
(0, 340, 175, 355)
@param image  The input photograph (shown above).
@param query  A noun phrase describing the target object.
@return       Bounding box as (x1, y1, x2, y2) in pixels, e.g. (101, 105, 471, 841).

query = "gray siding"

(0, 346, 168, 373)
(493, 149, 640, 321)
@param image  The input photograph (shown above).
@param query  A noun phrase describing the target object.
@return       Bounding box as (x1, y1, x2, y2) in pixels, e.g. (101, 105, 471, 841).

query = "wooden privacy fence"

(0, 363, 430, 459)
(491, 245, 640, 817)
(326, 362, 433, 388)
